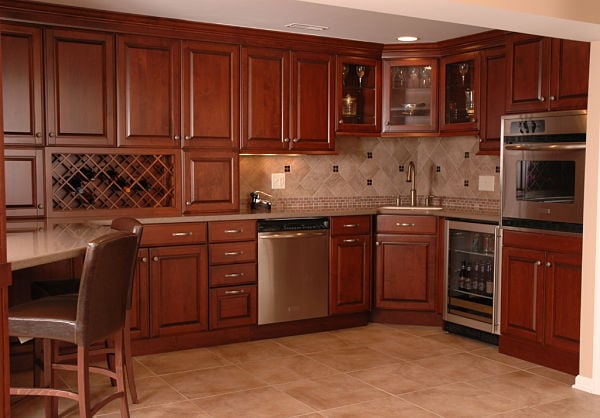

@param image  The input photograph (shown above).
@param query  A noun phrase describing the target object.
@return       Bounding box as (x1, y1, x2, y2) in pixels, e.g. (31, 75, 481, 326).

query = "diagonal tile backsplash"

(240, 136, 500, 211)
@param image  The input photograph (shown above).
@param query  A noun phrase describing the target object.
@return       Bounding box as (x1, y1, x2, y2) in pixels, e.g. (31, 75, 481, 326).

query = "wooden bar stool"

(10, 231, 139, 417)
(30, 218, 143, 404)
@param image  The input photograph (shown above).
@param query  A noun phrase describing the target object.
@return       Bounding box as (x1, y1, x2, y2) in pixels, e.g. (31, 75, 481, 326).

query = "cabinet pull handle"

(174, 135, 181, 141)
(339, 119, 343, 124)
(224, 251, 243, 256)
(185, 201, 192, 206)
(292, 138, 300, 143)
(224, 289, 245, 295)
(152, 256, 159, 262)
(172, 232, 193, 237)
(224, 273, 245, 278)
(141, 257, 148, 263)
(48, 132, 55, 138)
(343, 224, 359, 228)
(538, 96, 545, 102)
(549, 96, 556, 101)
(184, 135, 192, 140)
(396, 222, 416, 227)
(224, 229, 242, 234)
(343, 239, 358, 243)
(546, 261, 552, 268)
(535, 260, 542, 266)
(283, 138, 290, 143)
(37, 203, 44, 209)
(35, 132, 42, 138)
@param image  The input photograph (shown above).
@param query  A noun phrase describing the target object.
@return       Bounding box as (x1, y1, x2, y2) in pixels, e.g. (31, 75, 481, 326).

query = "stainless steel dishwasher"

(257, 218, 329, 325)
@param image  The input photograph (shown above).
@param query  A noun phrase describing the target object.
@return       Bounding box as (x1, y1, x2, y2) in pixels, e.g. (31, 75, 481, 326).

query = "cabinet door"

(117, 35, 181, 147)
(439, 52, 479, 133)
(549, 38, 589, 111)
(183, 150, 239, 213)
(478, 47, 506, 154)
(544, 251, 581, 354)
(4, 148, 44, 218)
(500, 246, 545, 343)
(289, 51, 334, 152)
(45, 28, 115, 146)
(375, 234, 437, 311)
(182, 41, 239, 149)
(130, 249, 150, 339)
(241, 47, 288, 151)
(1, 24, 43, 145)
(209, 285, 257, 329)
(330, 234, 371, 314)
(505, 34, 551, 113)
(149, 245, 208, 336)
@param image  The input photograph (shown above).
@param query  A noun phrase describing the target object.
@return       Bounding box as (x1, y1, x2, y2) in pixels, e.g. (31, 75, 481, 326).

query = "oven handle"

(504, 142, 586, 151)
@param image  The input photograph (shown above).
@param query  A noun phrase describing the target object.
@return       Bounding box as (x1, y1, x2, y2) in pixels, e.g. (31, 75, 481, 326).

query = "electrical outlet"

(271, 173, 285, 189)
(478, 175, 495, 192)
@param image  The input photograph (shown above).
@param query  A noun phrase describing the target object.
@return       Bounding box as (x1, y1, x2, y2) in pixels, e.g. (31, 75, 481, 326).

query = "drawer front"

(331, 215, 371, 236)
(376, 215, 436, 234)
(209, 285, 257, 329)
(209, 220, 257, 242)
(210, 263, 257, 287)
(141, 223, 207, 246)
(210, 241, 257, 265)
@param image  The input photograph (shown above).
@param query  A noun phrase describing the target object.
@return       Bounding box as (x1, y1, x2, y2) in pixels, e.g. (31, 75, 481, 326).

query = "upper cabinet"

(1, 23, 44, 146)
(382, 57, 439, 134)
(336, 56, 381, 135)
(506, 34, 589, 113)
(478, 47, 506, 154)
(241, 47, 335, 153)
(117, 35, 181, 148)
(439, 52, 480, 134)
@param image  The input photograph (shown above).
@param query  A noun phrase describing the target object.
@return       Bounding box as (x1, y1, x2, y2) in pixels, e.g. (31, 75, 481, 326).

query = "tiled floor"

(10, 323, 600, 417)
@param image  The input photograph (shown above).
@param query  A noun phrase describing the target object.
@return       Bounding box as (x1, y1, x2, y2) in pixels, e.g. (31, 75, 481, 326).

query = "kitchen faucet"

(406, 161, 417, 207)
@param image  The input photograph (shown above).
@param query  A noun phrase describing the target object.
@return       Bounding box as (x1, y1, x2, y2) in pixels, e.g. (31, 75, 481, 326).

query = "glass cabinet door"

(440, 52, 480, 133)
(382, 58, 438, 133)
(336, 57, 381, 134)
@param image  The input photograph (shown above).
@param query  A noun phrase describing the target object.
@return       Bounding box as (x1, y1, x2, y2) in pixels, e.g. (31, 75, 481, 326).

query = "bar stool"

(9, 231, 139, 417)
(30, 217, 143, 403)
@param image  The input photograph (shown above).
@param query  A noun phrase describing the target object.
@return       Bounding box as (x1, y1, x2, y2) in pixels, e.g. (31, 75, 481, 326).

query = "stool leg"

(42, 339, 58, 418)
(114, 331, 130, 418)
(123, 312, 138, 403)
(77, 345, 92, 418)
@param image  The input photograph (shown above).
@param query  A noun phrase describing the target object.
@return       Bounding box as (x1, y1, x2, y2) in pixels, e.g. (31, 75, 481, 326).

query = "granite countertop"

(6, 206, 499, 271)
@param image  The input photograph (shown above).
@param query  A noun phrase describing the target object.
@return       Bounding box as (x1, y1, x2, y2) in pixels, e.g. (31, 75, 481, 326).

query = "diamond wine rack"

(49, 150, 178, 215)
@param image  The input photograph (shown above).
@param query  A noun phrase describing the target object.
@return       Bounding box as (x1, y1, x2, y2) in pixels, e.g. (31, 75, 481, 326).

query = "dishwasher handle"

(258, 230, 328, 239)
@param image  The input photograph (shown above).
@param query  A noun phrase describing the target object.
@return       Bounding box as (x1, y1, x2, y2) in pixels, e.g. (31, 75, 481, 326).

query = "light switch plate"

(478, 175, 495, 192)
(272, 173, 285, 189)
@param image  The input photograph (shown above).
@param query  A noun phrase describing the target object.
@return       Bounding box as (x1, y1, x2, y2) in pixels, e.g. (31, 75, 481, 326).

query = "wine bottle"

(458, 261, 466, 290)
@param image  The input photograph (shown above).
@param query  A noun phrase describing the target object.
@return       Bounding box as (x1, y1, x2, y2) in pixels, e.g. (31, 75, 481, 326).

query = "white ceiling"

(26, 0, 600, 43)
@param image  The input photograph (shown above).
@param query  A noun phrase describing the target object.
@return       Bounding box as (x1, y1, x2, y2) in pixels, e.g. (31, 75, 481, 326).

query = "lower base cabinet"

(209, 285, 257, 329)
(500, 229, 582, 374)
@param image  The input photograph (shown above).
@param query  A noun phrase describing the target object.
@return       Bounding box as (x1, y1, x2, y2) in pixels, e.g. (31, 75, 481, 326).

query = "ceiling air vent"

(284, 23, 329, 31)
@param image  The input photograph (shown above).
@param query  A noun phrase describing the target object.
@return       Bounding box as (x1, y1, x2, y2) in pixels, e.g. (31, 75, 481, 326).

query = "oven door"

(502, 142, 585, 229)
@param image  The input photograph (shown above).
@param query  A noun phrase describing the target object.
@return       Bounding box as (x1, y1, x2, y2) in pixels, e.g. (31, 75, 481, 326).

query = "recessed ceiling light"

(397, 35, 419, 42)
(285, 23, 329, 31)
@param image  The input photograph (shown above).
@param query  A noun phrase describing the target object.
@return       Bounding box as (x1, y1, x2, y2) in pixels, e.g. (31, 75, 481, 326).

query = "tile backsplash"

(240, 136, 500, 211)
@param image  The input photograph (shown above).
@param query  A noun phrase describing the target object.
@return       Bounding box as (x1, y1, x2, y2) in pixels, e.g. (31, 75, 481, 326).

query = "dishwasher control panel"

(257, 217, 329, 232)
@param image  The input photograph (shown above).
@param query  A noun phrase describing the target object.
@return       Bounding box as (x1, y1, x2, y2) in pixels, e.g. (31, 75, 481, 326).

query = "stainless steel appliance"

(444, 220, 500, 338)
(501, 110, 586, 233)
(257, 218, 329, 325)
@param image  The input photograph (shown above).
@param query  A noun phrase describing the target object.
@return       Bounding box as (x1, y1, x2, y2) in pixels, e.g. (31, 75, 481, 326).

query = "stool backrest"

(110, 217, 144, 309)
(75, 232, 138, 345)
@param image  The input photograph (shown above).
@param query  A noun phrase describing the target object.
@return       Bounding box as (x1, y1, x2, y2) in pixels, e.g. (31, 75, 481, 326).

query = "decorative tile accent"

(367, 152, 373, 159)
(284, 165, 291, 172)
(464, 180, 469, 187)
(464, 152, 470, 159)
(333, 165, 339, 173)
(367, 179, 372, 186)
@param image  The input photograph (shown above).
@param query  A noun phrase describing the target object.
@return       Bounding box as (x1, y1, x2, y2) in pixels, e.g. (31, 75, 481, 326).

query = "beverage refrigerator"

(444, 219, 500, 341)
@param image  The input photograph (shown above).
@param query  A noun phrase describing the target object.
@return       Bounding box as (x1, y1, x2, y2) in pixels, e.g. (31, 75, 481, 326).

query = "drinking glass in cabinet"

(388, 65, 432, 126)
(339, 62, 376, 126)
(445, 60, 476, 124)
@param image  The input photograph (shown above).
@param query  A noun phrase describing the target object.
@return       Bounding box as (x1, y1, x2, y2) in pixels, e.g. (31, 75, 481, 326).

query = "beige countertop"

(6, 207, 499, 271)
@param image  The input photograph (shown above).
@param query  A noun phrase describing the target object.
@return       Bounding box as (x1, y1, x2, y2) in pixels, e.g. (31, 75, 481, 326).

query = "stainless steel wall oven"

(501, 110, 586, 233)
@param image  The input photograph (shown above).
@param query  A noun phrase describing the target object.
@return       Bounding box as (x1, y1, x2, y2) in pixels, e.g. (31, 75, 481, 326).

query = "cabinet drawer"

(330, 215, 371, 236)
(210, 285, 257, 329)
(210, 241, 256, 265)
(209, 220, 257, 242)
(210, 263, 257, 287)
(376, 215, 436, 234)
(141, 223, 207, 246)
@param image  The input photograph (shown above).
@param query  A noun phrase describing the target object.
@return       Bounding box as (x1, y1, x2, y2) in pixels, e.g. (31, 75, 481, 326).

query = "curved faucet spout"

(406, 161, 417, 206)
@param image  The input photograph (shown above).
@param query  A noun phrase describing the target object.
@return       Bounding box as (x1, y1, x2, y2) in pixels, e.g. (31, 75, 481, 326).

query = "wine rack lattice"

(51, 151, 176, 212)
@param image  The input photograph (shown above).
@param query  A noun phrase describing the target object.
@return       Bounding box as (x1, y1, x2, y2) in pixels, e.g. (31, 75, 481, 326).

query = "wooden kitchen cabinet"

(1, 23, 44, 146)
(4, 148, 44, 218)
(439, 52, 479, 134)
(478, 46, 506, 154)
(241, 47, 334, 153)
(117, 35, 181, 148)
(382, 57, 439, 134)
(336, 56, 381, 135)
(374, 215, 438, 319)
(500, 229, 582, 374)
(329, 216, 372, 315)
(506, 34, 589, 113)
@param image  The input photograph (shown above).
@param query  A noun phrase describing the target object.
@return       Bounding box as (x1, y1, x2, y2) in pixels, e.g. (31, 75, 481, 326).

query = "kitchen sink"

(377, 206, 444, 213)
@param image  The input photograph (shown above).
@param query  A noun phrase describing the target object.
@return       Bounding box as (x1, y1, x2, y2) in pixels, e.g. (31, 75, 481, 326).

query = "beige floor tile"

(527, 365, 576, 385)
(414, 352, 518, 381)
(424, 332, 492, 351)
(308, 346, 400, 372)
(277, 373, 390, 411)
(470, 346, 538, 370)
(159, 365, 266, 399)
(349, 361, 456, 394)
(194, 386, 315, 417)
(529, 390, 600, 417)
(321, 397, 440, 417)
(483, 407, 550, 417)
(237, 354, 339, 384)
(367, 333, 461, 361)
(137, 347, 232, 375)
(99, 400, 209, 417)
(400, 382, 517, 417)
(276, 331, 360, 354)
(329, 323, 406, 344)
(129, 376, 188, 409)
(208, 339, 298, 364)
(384, 324, 447, 337)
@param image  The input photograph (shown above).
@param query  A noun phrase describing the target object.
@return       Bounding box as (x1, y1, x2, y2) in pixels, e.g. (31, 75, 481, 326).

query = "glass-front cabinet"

(382, 58, 438, 134)
(440, 52, 480, 133)
(336, 56, 381, 135)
